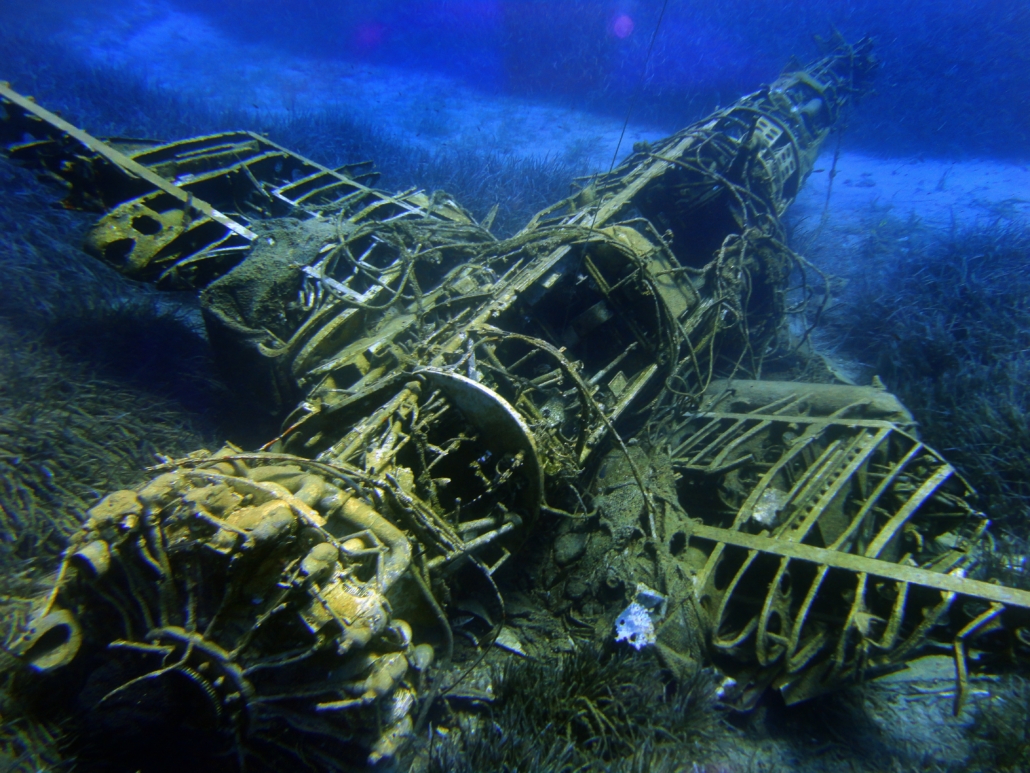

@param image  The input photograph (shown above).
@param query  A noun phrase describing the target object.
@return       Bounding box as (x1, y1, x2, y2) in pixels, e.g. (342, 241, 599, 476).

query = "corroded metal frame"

(665, 380, 1030, 708)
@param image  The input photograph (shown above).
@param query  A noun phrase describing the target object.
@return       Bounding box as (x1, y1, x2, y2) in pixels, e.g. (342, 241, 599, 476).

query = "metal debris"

(494, 626, 528, 657)
(5, 37, 1029, 767)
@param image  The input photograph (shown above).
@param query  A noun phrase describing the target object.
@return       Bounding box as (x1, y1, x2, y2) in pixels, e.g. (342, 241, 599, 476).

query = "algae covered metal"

(5, 37, 1029, 768)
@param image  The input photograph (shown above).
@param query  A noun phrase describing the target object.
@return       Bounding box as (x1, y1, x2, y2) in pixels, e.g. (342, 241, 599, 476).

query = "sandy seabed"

(56, 0, 1029, 242)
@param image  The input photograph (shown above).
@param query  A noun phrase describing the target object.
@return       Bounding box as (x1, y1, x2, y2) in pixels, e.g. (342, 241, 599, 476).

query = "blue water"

(3, 0, 1029, 158)
(1, 1, 1029, 771)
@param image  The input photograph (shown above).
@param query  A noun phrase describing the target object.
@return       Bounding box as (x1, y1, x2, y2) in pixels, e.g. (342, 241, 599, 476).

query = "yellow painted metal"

(690, 523, 1030, 610)
(0, 82, 256, 241)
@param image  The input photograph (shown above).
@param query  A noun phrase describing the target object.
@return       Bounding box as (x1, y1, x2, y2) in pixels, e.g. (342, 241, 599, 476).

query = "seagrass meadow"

(0, 106, 1027, 773)
(785, 204, 1030, 584)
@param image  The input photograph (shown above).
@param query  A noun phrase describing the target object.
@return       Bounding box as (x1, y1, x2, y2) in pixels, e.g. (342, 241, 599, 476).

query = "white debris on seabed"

(633, 582, 668, 616)
(614, 602, 655, 650)
(751, 487, 790, 526)
(614, 583, 667, 650)
(494, 625, 528, 656)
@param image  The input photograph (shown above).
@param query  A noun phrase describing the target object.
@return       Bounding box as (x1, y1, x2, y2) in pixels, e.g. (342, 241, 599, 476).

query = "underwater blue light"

(612, 13, 634, 39)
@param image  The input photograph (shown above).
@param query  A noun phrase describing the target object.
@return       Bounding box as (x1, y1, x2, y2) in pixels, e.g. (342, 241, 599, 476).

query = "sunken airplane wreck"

(3, 37, 1030, 769)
